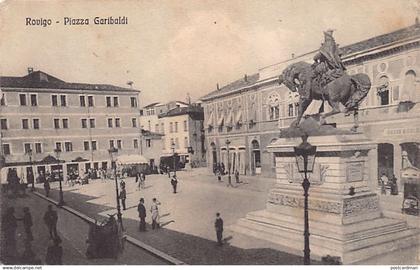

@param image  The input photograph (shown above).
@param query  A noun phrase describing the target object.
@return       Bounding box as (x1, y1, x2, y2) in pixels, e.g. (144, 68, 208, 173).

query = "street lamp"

(226, 139, 232, 187)
(171, 142, 176, 177)
(108, 146, 123, 230)
(293, 134, 317, 265)
(26, 148, 34, 191)
(54, 148, 65, 206)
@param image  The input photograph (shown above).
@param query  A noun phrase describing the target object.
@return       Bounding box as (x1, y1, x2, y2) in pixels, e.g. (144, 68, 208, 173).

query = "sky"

(0, 0, 419, 106)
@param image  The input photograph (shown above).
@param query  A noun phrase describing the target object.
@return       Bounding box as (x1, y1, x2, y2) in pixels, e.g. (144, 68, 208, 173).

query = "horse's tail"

(347, 73, 371, 109)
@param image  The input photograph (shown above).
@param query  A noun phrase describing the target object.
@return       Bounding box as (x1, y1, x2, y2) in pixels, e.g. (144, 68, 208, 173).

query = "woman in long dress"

(150, 198, 161, 229)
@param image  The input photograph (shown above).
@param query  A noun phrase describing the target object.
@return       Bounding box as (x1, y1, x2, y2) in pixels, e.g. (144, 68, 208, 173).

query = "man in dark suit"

(137, 198, 147, 231)
(214, 212, 223, 246)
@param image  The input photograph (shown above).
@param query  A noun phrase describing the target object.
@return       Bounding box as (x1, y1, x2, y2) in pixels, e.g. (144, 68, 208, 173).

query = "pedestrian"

(27, 170, 34, 191)
(141, 172, 146, 189)
(221, 163, 225, 175)
(137, 198, 147, 231)
(214, 212, 224, 246)
(167, 166, 171, 178)
(380, 173, 388, 195)
(120, 185, 127, 210)
(43, 205, 58, 239)
(42, 172, 50, 197)
(150, 198, 161, 229)
(22, 207, 34, 242)
(171, 176, 178, 193)
(1, 207, 18, 261)
(45, 237, 63, 265)
(235, 170, 240, 183)
(390, 174, 399, 195)
(120, 178, 126, 190)
(217, 170, 222, 182)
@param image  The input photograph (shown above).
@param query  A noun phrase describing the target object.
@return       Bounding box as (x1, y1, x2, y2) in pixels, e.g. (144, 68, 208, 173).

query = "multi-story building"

(139, 101, 188, 132)
(201, 22, 420, 191)
(139, 129, 164, 170)
(158, 104, 206, 167)
(0, 69, 141, 182)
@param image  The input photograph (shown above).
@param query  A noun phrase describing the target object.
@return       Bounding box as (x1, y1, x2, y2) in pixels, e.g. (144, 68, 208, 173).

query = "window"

(175, 138, 179, 149)
(30, 94, 37, 106)
(22, 119, 29, 129)
(81, 119, 87, 128)
(2, 144, 10, 155)
(146, 139, 151, 147)
(109, 140, 115, 149)
(89, 119, 96, 128)
(184, 137, 188, 148)
(35, 143, 42, 153)
(55, 142, 62, 152)
(113, 96, 119, 107)
(24, 143, 32, 153)
(269, 105, 280, 120)
(0, 119, 7, 130)
(130, 97, 137, 107)
(132, 118, 137, 128)
(54, 118, 60, 129)
(170, 122, 173, 133)
(183, 120, 187, 131)
(65, 142, 73, 152)
(80, 96, 86, 107)
(91, 141, 97, 151)
(133, 139, 139, 149)
(115, 118, 120, 128)
(51, 95, 58, 106)
(62, 119, 69, 129)
(106, 96, 112, 107)
(0, 92, 5, 106)
(88, 96, 94, 107)
(155, 124, 159, 133)
(170, 138, 174, 148)
(60, 95, 67, 106)
(33, 119, 40, 129)
(84, 141, 90, 151)
(19, 94, 27, 106)
(174, 122, 178, 132)
(377, 76, 390, 106)
(117, 139, 122, 149)
(107, 118, 113, 128)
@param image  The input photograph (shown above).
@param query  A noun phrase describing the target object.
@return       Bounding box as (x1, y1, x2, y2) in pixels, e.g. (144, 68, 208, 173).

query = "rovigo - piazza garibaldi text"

(26, 16, 128, 27)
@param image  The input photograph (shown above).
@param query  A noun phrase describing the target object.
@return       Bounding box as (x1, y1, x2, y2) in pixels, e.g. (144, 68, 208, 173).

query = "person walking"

(43, 205, 58, 239)
(217, 170, 222, 182)
(171, 175, 178, 193)
(22, 207, 34, 242)
(2, 207, 19, 262)
(390, 174, 399, 195)
(235, 170, 240, 183)
(150, 198, 161, 229)
(120, 185, 127, 210)
(27, 171, 35, 192)
(137, 198, 147, 231)
(214, 212, 224, 246)
(380, 173, 388, 195)
(45, 237, 63, 265)
(42, 172, 50, 197)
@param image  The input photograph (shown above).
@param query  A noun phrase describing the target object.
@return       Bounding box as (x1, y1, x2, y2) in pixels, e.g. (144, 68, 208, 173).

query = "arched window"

(402, 70, 416, 101)
(377, 76, 390, 106)
(267, 92, 280, 120)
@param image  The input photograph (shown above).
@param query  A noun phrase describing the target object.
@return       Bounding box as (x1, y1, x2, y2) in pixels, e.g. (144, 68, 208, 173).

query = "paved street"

(0, 192, 169, 265)
(36, 169, 310, 264)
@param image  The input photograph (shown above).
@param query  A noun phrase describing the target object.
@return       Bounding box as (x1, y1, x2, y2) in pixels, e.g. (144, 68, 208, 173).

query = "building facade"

(158, 105, 206, 167)
(139, 101, 188, 132)
(139, 129, 163, 170)
(201, 23, 420, 189)
(0, 70, 141, 182)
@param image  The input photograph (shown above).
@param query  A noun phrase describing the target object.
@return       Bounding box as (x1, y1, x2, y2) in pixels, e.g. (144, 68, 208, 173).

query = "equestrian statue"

(278, 30, 371, 131)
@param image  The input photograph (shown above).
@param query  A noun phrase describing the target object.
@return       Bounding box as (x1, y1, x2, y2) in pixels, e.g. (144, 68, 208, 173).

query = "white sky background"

(0, 0, 419, 106)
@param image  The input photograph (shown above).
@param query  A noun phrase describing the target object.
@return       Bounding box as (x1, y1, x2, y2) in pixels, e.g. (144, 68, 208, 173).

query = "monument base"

(230, 125, 419, 264)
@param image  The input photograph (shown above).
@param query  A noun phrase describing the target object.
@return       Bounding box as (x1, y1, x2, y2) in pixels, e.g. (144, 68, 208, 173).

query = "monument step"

(231, 217, 419, 264)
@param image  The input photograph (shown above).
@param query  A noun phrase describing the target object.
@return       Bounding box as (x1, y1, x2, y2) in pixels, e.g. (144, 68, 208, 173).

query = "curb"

(32, 191, 185, 265)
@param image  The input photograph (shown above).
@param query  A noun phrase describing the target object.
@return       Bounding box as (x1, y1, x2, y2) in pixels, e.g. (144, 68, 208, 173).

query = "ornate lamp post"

(108, 146, 123, 229)
(293, 134, 317, 265)
(54, 148, 65, 206)
(171, 142, 176, 177)
(226, 139, 232, 187)
(26, 148, 34, 191)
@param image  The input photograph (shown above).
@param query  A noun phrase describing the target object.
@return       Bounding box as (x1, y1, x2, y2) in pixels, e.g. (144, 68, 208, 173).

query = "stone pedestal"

(230, 133, 419, 264)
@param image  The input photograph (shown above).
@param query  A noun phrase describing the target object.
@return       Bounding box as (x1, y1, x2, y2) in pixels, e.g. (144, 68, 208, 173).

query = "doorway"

(378, 143, 394, 184)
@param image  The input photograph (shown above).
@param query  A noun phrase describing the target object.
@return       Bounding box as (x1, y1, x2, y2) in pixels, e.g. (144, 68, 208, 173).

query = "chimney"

(217, 83, 220, 91)
(27, 67, 34, 74)
(244, 74, 248, 82)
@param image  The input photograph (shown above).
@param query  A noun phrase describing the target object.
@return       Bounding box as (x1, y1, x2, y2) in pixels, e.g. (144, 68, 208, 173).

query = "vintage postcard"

(0, 0, 419, 267)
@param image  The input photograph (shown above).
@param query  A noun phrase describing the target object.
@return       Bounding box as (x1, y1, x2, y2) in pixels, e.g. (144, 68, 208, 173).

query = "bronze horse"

(278, 61, 371, 131)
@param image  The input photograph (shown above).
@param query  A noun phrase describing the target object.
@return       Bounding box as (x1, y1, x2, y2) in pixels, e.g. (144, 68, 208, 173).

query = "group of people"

(136, 197, 162, 231)
(1, 204, 62, 264)
(380, 173, 399, 195)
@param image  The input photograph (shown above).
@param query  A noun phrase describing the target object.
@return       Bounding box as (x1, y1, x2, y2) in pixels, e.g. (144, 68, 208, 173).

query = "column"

(63, 164, 68, 185)
(393, 143, 402, 190)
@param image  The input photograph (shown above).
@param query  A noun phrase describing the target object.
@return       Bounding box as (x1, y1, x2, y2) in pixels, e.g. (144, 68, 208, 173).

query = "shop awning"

(116, 154, 149, 165)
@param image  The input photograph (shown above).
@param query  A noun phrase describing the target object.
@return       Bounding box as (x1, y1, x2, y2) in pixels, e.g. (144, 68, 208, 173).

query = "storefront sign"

(347, 161, 364, 182)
